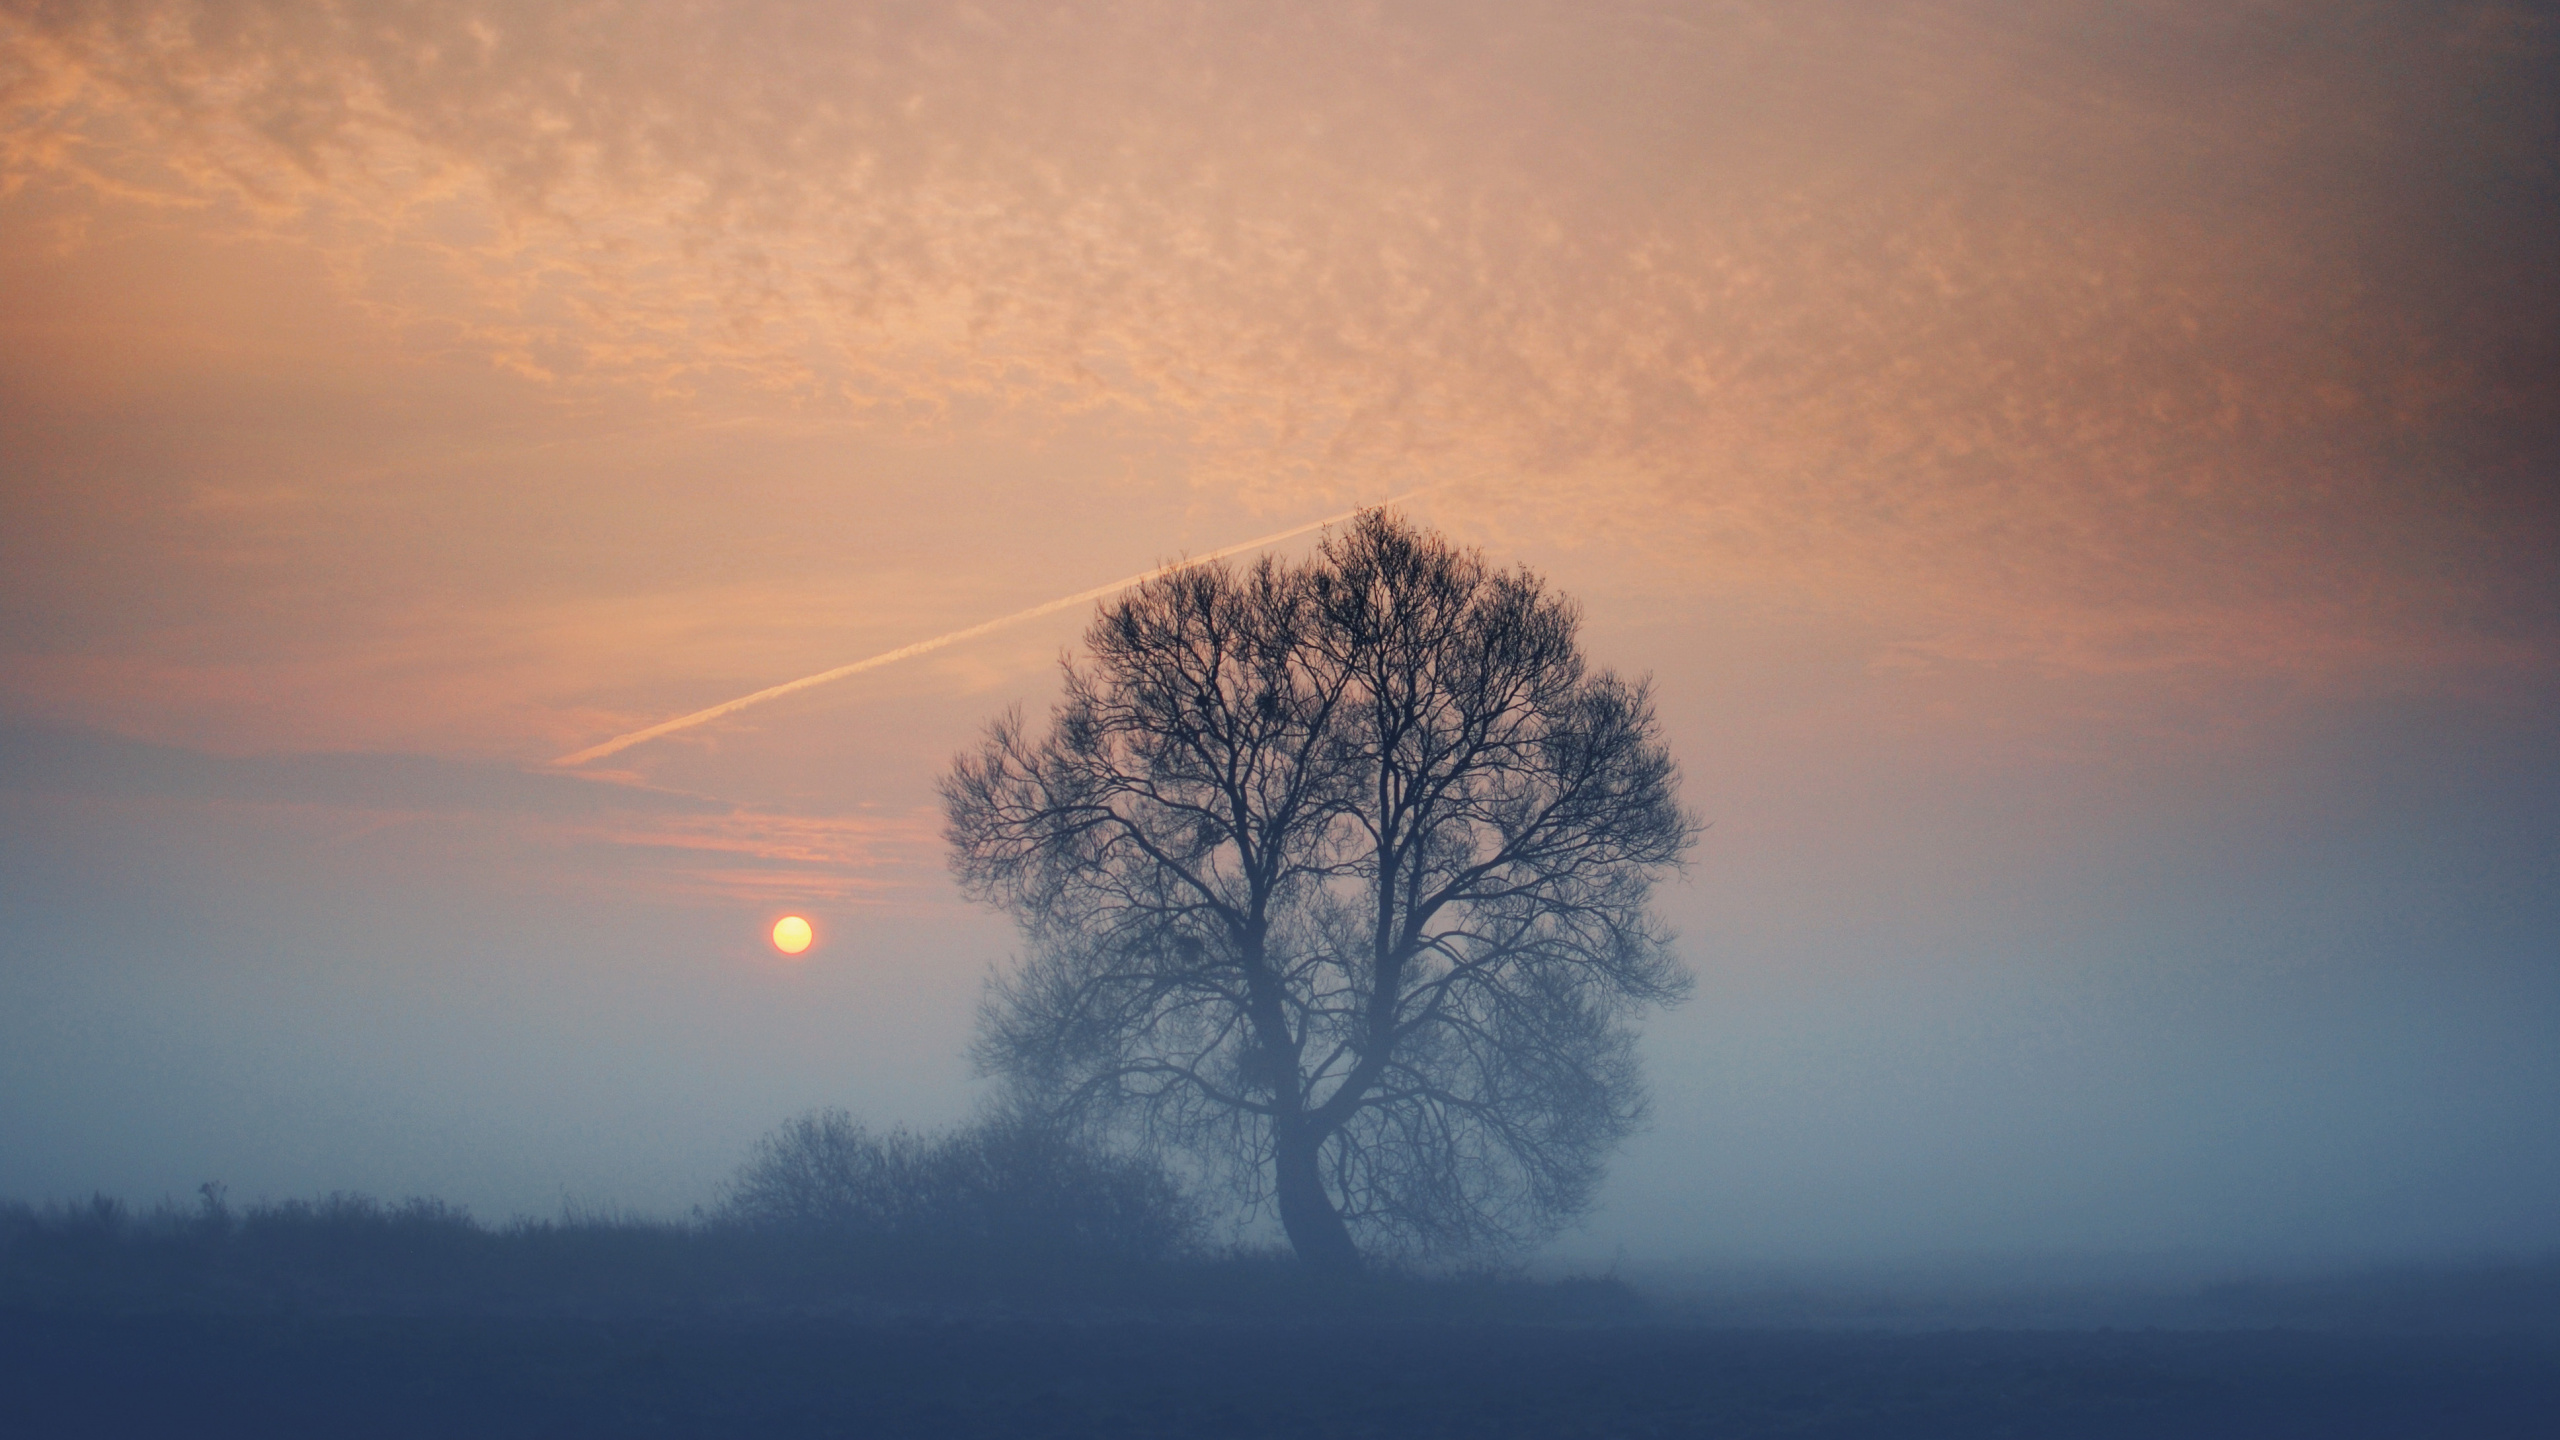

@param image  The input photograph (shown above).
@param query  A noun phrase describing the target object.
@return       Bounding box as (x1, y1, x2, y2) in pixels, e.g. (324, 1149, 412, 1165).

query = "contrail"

(553, 499, 1404, 767)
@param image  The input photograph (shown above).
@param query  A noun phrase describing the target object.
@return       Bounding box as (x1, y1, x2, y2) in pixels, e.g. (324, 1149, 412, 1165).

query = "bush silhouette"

(719, 1110, 1198, 1262)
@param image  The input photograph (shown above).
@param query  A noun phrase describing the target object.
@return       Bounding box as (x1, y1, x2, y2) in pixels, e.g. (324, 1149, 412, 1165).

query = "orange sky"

(3, 0, 2555, 1251)
(8, 1, 2550, 754)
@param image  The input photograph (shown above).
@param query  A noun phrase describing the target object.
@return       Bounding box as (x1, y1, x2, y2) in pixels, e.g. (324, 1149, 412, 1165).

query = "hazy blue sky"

(3, 0, 2554, 1263)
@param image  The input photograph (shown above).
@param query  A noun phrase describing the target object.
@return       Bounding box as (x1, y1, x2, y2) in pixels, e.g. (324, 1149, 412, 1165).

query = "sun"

(770, 914, 814, 955)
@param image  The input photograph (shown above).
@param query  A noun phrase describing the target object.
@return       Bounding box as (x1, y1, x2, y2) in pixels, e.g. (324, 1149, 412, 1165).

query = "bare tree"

(943, 511, 1695, 1272)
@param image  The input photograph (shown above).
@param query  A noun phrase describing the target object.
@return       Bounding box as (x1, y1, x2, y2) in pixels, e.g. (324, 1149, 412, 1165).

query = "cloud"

(0, 723, 724, 815)
(564, 808, 946, 906)
(0, 723, 959, 905)
(2, 0, 2552, 706)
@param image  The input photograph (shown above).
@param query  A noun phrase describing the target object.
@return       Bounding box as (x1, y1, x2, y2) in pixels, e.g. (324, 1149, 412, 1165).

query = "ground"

(9, 1306, 2557, 1438)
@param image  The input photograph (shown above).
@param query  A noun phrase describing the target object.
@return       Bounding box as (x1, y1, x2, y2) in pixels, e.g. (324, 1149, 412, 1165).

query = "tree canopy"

(942, 511, 1695, 1271)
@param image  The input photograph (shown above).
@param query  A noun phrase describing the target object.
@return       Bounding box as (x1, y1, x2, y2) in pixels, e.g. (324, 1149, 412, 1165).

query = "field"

(16, 1307, 2560, 1438)
(6, 1196, 2556, 1438)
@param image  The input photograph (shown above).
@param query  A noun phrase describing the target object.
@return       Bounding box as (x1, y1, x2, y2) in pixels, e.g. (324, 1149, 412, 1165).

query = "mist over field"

(4, 0, 2556, 1307)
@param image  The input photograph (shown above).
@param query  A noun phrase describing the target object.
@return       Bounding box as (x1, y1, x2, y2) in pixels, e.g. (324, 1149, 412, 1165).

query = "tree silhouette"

(943, 511, 1695, 1271)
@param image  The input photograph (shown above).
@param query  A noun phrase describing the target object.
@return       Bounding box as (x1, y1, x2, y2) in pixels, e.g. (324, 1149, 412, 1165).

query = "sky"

(3, 0, 2556, 1264)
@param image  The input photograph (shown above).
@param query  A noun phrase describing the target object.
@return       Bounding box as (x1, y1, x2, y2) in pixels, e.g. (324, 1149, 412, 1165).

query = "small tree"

(944, 511, 1695, 1272)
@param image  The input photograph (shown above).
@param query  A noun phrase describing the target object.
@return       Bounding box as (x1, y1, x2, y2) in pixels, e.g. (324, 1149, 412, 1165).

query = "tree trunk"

(1273, 1126, 1361, 1276)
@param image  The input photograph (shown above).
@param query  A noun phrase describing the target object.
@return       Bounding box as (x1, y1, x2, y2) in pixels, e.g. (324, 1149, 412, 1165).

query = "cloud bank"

(8, 0, 2552, 704)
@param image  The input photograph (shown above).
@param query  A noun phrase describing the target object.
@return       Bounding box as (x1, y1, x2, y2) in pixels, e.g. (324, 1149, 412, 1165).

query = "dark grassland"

(6, 1193, 2556, 1438)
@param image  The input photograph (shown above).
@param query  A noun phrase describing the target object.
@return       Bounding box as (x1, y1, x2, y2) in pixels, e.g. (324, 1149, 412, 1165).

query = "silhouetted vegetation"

(947, 511, 1696, 1272)
(0, 1113, 1636, 1324)
(718, 1109, 1199, 1265)
(10, 1188, 2559, 1436)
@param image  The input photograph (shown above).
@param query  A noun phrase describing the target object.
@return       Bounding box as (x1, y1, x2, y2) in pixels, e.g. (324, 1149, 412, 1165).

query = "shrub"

(719, 1110, 1198, 1263)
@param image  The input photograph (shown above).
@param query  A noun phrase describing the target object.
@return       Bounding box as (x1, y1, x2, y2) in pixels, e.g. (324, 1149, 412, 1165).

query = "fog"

(4, 0, 2557, 1289)
(7, 611, 2554, 1268)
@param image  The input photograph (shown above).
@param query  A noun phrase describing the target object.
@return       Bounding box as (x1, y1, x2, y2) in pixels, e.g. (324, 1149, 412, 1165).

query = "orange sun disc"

(771, 915, 814, 955)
